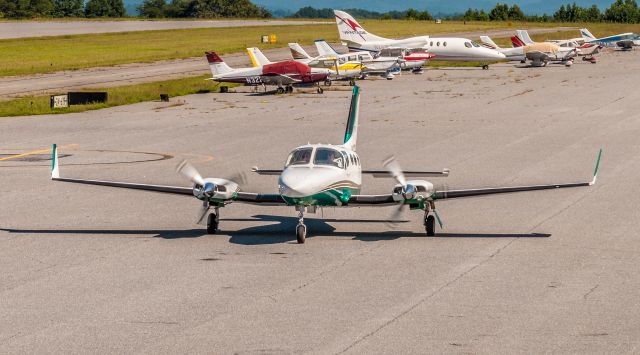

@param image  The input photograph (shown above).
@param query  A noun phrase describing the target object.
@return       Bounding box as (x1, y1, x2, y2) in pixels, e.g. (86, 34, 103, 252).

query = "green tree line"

(289, 6, 433, 21)
(0, 0, 270, 18)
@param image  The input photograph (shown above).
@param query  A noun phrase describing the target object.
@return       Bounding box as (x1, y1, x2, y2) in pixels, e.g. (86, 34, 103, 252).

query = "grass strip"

(0, 74, 232, 117)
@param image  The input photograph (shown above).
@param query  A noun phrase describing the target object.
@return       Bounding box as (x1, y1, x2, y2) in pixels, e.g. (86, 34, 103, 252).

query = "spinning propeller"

(383, 156, 445, 229)
(176, 160, 246, 224)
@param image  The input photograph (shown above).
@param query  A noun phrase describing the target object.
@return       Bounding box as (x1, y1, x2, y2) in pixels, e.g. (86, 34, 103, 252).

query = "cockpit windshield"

(314, 148, 345, 169)
(286, 148, 313, 166)
(471, 41, 481, 47)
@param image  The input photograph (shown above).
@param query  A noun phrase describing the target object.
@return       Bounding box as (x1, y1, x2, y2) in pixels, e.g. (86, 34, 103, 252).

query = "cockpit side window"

(314, 148, 345, 169)
(286, 148, 313, 166)
(464, 42, 472, 48)
(471, 41, 480, 47)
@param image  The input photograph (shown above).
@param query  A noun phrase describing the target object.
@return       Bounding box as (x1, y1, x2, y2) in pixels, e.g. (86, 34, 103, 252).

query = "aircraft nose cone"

(279, 168, 313, 198)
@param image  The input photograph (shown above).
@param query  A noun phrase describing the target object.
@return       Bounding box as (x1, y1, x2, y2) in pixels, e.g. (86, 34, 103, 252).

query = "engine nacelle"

(193, 178, 239, 201)
(392, 180, 434, 202)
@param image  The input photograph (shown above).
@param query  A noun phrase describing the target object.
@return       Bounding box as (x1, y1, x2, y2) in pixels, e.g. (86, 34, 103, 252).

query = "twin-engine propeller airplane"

(50, 86, 601, 244)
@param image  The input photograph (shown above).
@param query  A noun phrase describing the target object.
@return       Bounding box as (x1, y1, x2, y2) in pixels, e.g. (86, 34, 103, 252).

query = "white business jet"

(334, 9, 505, 69)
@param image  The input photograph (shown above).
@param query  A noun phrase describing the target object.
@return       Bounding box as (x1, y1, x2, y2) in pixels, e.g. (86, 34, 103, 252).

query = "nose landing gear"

(207, 207, 219, 234)
(296, 209, 307, 243)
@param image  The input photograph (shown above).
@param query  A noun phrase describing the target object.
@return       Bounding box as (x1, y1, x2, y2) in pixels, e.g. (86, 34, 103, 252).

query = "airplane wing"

(349, 149, 601, 205)
(50, 145, 287, 205)
(262, 73, 302, 84)
(363, 169, 450, 178)
(252, 168, 451, 177)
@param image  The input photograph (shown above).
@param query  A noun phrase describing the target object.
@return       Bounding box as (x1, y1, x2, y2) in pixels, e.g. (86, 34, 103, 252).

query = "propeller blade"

(177, 160, 205, 186)
(385, 202, 406, 229)
(196, 200, 209, 225)
(383, 156, 406, 187)
(433, 209, 444, 229)
(226, 171, 247, 189)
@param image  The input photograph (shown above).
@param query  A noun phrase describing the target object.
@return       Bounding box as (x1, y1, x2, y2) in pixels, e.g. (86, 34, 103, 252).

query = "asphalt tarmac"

(1, 49, 639, 353)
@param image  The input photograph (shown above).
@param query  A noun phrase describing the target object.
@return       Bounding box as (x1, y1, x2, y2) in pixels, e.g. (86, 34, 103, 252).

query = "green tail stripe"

(343, 85, 359, 144)
(51, 143, 57, 171)
(593, 148, 602, 177)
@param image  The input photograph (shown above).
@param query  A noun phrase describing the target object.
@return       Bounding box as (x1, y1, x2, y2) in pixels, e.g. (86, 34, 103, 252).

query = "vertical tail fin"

(516, 30, 535, 44)
(247, 47, 272, 67)
(511, 36, 525, 48)
(205, 51, 233, 77)
(51, 144, 59, 179)
(480, 36, 500, 49)
(315, 40, 340, 56)
(334, 10, 387, 45)
(343, 85, 360, 151)
(288, 43, 312, 60)
(580, 28, 596, 40)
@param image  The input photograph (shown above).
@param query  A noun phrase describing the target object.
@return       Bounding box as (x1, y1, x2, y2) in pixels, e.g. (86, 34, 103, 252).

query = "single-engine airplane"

(50, 86, 601, 244)
(205, 51, 329, 94)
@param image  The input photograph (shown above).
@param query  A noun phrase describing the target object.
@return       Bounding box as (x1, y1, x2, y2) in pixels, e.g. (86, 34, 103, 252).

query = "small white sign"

(51, 94, 68, 108)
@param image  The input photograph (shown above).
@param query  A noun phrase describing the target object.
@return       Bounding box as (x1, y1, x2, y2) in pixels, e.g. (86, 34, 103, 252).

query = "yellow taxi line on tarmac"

(0, 144, 77, 161)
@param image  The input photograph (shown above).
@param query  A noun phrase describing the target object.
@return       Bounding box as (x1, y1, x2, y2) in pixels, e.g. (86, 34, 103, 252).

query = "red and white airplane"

(205, 51, 330, 94)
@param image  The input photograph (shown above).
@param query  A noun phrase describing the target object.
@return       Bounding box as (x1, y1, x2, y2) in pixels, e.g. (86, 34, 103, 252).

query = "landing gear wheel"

(425, 215, 435, 237)
(317, 87, 324, 94)
(412, 68, 424, 74)
(349, 78, 356, 86)
(482, 64, 489, 70)
(296, 224, 306, 244)
(285, 86, 293, 94)
(324, 79, 332, 86)
(276, 87, 285, 95)
(207, 213, 218, 234)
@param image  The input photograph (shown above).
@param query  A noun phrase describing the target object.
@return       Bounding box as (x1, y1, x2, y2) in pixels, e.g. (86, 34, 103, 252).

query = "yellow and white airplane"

(50, 86, 601, 244)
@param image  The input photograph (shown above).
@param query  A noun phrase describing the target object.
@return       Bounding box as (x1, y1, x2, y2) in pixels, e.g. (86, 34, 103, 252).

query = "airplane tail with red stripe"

(511, 36, 526, 48)
(205, 51, 233, 76)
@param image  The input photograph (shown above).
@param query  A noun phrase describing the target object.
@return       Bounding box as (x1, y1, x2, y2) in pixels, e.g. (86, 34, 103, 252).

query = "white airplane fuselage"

(278, 144, 362, 206)
(349, 37, 506, 62)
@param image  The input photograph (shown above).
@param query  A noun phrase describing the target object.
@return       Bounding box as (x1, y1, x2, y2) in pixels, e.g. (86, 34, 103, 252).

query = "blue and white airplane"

(580, 28, 639, 50)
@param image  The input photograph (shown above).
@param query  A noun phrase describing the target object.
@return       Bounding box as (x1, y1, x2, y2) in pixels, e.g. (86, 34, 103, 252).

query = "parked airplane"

(515, 30, 600, 63)
(205, 51, 329, 94)
(376, 47, 436, 73)
(480, 35, 577, 67)
(288, 42, 398, 81)
(334, 9, 505, 69)
(580, 28, 639, 50)
(50, 86, 601, 243)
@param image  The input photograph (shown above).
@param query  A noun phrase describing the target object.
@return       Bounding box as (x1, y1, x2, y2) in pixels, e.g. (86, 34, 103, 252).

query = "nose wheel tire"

(207, 213, 218, 234)
(317, 87, 324, 94)
(276, 87, 285, 95)
(425, 215, 436, 237)
(285, 85, 294, 94)
(296, 224, 307, 244)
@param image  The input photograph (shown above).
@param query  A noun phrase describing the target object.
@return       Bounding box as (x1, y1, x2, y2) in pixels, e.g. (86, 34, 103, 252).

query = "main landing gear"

(277, 85, 294, 94)
(296, 208, 307, 244)
(423, 203, 436, 237)
(482, 64, 490, 70)
(207, 207, 219, 234)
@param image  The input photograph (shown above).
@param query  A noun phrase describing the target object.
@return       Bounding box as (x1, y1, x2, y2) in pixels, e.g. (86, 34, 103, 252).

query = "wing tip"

(590, 147, 602, 186)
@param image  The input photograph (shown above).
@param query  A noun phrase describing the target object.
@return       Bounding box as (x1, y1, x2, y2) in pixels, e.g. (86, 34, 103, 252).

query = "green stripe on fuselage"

(282, 187, 359, 207)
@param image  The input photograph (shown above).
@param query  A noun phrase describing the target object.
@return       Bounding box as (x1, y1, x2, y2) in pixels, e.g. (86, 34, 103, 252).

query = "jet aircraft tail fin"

(516, 30, 535, 45)
(288, 43, 312, 60)
(247, 47, 272, 67)
(334, 10, 387, 45)
(480, 36, 500, 49)
(315, 40, 340, 56)
(205, 51, 233, 77)
(580, 28, 596, 40)
(511, 36, 526, 48)
(343, 85, 360, 151)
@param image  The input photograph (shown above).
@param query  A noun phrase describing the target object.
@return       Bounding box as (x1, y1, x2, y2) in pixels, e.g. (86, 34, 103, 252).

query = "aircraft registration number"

(245, 76, 263, 84)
